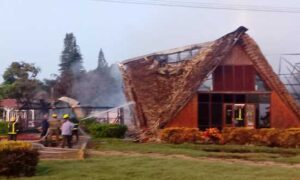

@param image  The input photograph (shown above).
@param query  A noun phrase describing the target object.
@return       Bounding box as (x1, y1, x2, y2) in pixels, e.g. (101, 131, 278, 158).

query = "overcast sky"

(1, 0, 300, 82)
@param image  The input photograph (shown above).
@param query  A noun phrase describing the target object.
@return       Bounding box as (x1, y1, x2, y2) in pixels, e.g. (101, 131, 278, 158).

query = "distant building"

(120, 26, 300, 131)
(0, 98, 47, 129)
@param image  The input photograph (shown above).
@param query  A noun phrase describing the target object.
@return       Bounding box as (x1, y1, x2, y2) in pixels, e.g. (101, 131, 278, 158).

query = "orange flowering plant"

(202, 128, 223, 144)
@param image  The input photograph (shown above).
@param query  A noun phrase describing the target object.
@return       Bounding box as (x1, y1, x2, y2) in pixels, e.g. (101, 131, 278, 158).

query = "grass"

(8, 156, 300, 180)
(90, 138, 300, 164)
(3, 138, 300, 179)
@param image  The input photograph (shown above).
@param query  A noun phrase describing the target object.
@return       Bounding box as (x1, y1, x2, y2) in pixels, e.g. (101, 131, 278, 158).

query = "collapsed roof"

(119, 26, 300, 131)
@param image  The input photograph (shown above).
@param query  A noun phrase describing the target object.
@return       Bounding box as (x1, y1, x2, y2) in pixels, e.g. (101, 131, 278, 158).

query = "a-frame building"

(120, 27, 300, 131)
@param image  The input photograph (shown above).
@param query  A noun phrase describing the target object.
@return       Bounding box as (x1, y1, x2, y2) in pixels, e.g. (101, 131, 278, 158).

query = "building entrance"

(223, 103, 255, 128)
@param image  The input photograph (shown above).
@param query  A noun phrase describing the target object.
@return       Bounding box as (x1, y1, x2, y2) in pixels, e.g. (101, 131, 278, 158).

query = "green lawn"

(11, 156, 300, 180)
(91, 138, 300, 164)
(3, 138, 300, 180)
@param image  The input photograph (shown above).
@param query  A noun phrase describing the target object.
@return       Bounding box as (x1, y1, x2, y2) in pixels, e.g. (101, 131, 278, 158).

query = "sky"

(1, 0, 300, 82)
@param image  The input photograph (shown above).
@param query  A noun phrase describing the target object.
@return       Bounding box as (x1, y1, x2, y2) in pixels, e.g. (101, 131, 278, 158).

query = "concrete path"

(31, 128, 90, 160)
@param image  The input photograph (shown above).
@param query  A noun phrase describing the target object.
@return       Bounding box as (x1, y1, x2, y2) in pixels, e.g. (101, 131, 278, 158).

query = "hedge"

(90, 124, 128, 138)
(160, 128, 222, 144)
(81, 118, 128, 138)
(80, 118, 98, 134)
(160, 127, 300, 148)
(0, 141, 39, 177)
(222, 127, 300, 148)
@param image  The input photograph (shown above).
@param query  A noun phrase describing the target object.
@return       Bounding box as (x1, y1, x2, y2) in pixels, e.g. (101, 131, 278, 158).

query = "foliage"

(1, 62, 43, 105)
(80, 118, 98, 133)
(0, 141, 39, 177)
(55, 33, 84, 97)
(0, 84, 14, 99)
(222, 127, 300, 148)
(202, 128, 223, 143)
(59, 33, 84, 74)
(3, 62, 40, 84)
(222, 127, 257, 145)
(90, 123, 127, 138)
(159, 128, 222, 144)
(0, 122, 7, 135)
(160, 128, 204, 144)
(81, 119, 127, 138)
(96, 48, 108, 71)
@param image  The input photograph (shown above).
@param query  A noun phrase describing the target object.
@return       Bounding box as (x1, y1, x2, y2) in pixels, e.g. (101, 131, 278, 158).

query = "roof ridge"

(241, 34, 300, 121)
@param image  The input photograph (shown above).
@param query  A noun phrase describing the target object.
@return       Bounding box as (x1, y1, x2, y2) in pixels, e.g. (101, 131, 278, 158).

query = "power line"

(92, 0, 300, 14)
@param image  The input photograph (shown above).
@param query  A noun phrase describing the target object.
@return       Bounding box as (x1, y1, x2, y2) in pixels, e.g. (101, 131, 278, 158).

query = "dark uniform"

(71, 118, 79, 144)
(41, 118, 49, 137)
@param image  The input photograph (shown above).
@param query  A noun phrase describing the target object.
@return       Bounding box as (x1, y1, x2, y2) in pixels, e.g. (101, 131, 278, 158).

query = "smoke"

(71, 63, 126, 107)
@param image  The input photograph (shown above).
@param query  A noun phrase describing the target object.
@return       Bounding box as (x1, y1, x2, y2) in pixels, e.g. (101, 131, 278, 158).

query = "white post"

(6, 109, 11, 122)
(31, 110, 35, 121)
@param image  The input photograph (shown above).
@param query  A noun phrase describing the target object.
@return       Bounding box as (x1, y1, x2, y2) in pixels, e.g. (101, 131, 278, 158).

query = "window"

(211, 103, 222, 128)
(224, 94, 234, 103)
(212, 94, 222, 102)
(198, 103, 210, 130)
(199, 74, 213, 91)
(255, 75, 269, 91)
(235, 94, 246, 103)
(198, 93, 209, 102)
(258, 104, 270, 128)
(198, 93, 271, 129)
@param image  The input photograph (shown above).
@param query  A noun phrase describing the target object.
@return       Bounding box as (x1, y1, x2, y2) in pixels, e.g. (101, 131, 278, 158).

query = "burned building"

(120, 26, 300, 132)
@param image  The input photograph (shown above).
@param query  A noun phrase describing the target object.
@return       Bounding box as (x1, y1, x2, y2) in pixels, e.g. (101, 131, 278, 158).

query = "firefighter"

(48, 113, 61, 146)
(8, 114, 19, 141)
(40, 114, 49, 146)
(61, 114, 74, 148)
(71, 116, 79, 144)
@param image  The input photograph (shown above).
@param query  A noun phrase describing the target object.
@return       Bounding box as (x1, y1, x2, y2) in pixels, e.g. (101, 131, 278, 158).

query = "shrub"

(0, 122, 7, 135)
(160, 128, 224, 144)
(0, 141, 39, 177)
(160, 128, 204, 144)
(222, 128, 300, 148)
(90, 123, 128, 138)
(222, 127, 257, 145)
(80, 118, 98, 133)
(202, 128, 223, 143)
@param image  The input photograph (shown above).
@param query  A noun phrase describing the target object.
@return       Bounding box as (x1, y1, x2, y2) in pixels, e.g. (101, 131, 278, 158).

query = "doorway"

(223, 103, 256, 128)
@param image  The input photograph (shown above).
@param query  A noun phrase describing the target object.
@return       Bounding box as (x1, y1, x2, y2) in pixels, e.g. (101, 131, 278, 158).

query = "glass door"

(224, 104, 233, 127)
(233, 104, 245, 127)
(245, 104, 255, 127)
(223, 104, 255, 127)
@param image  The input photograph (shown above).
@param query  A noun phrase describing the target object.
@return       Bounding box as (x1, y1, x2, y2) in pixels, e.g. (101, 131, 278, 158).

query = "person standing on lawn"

(40, 114, 50, 146)
(48, 113, 60, 142)
(70, 116, 79, 144)
(61, 114, 74, 148)
(7, 114, 19, 141)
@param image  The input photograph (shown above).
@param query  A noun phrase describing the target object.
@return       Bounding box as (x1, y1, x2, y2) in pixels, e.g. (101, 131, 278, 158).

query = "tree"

(0, 84, 14, 99)
(59, 33, 84, 75)
(1, 62, 42, 107)
(55, 33, 85, 97)
(96, 48, 108, 72)
(3, 62, 40, 85)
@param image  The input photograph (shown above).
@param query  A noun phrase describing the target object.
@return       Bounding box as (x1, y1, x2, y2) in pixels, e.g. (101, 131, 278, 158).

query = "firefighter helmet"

(63, 114, 70, 119)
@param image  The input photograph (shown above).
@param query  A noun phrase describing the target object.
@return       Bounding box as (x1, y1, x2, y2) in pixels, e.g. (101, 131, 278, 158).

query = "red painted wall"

(166, 94, 198, 128)
(271, 92, 300, 128)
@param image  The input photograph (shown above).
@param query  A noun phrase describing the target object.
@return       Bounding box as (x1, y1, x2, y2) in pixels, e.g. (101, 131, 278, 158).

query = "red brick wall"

(166, 94, 198, 128)
(271, 92, 300, 128)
